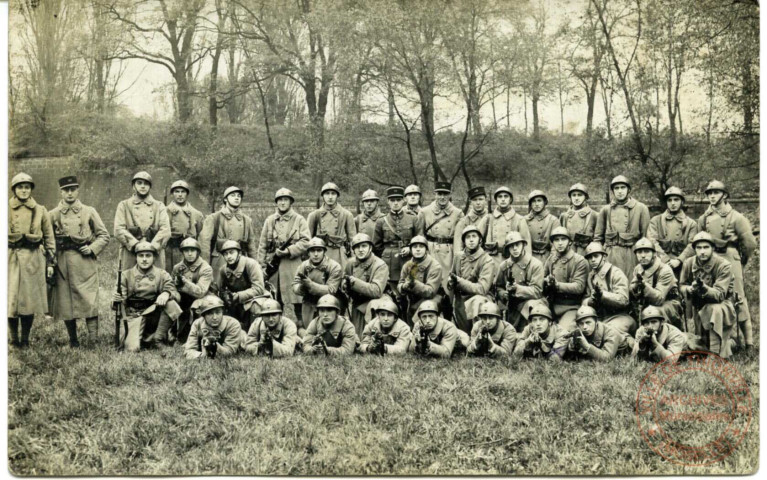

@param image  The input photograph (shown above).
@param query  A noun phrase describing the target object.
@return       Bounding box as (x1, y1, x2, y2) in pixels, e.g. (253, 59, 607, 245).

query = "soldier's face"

(406, 193, 421, 206)
(479, 314, 498, 331)
(411, 243, 427, 259)
(496, 193, 511, 208)
(707, 190, 725, 206)
(577, 317, 597, 336)
(636, 249, 654, 266)
(464, 232, 480, 250)
(552, 236, 570, 253)
(471, 195, 486, 211)
(223, 249, 240, 265)
(276, 197, 292, 213)
(509, 242, 525, 259)
(353, 242, 372, 259)
(419, 312, 438, 330)
(378, 310, 396, 329)
(570, 191, 586, 207)
(435, 192, 449, 206)
(388, 197, 404, 212)
(181, 248, 199, 263)
(641, 318, 661, 334)
(322, 191, 338, 206)
(318, 307, 338, 325)
(308, 248, 325, 263)
(13, 183, 32, 200)
(530, 197, 546, 213)
(666, 196, 683, 212)
(263, 312, 281, 329)
(172, 188, 188, 204)
(695, 243, 713, 262)
(612, 184, 629, 201)
(530, 315, 550, 335)
(362, 199, 378, 213)
(226, 192, 242, 208)
(587, 253, 605, 270)
(133, 179, 151, 196)
(61, 186, 79, 203)
(136, 252, 154, 269)
(204, 307, 224, 328)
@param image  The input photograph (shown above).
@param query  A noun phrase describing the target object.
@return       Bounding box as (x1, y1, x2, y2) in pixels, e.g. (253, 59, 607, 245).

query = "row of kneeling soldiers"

(8, 172, 755, 362)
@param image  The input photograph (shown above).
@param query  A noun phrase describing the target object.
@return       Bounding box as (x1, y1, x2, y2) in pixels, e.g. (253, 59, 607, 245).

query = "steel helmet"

(179, 237, 201, 251)
(704, 180, 728, 196)
(219, 240, 242, 252)
(10, 173, 34, 190)
(361, 189, 379, 202)
(307, 237, 327, 251)
(503, 231, 526, 256)
(132, 171, 153, 185)
(134, 241, 157, 255)
(199, 295, 225, 315)
(640, 305, 665, 323)
(575, 305, 598, 322)
(416, 300, 439, 316)
(410, 235, 429, 248)
(404, 185, 422, 196)
(568, 183, 589, 199)
(610, 175, 631, 190)
(494, 186, 513, 201)
(223, 186, 244, 199)
(549, 226, 572, 242)
(321, 182, 340, 196)
(375, 297, 399, 316)
(691, 231, 715, 248)
(529, 302, 553, 321)
(351, 233, 373, 249)
(584, 242, 607, 257)
(461, 224, 483, 242)
(477, 302, 502, 318)
(274, 188, 295, 202)
(259, 299, 283, 315)
(170, 180, 190, 193)
(632, 237, 655, 253)
(527, 189, 548, 204)
(316, 294, 341, 311)
(664, 186, 685, 202)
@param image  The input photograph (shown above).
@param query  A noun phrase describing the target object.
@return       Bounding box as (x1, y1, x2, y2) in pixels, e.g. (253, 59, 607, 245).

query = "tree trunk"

(741, 58, 754, 134)
(585, 77, 597, 140)
(254, 77, 274, 156)
(523, 89, 528, 135)
(387, 85, 395, 127)
(506, 86, 510, 129)
(209, 40, 223, 127)
(176, 71, 192, 123)
(532, 93, 540, 140)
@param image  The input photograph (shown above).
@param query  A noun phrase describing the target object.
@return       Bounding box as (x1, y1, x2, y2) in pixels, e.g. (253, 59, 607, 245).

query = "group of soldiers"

(8, 170, 756, 362)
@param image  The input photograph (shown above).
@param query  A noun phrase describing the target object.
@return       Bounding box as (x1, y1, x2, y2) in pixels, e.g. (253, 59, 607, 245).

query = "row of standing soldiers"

(8, 171, 756, 360)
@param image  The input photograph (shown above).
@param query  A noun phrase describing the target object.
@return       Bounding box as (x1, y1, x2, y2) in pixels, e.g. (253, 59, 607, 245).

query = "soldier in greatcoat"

(358, 298, 413, 355)
(341, 233, 389, 336)
(476, 186, 530, 267)
(374, 186, 417, 295)
(164, 180, 205, 273)
(629, 238, 683, 329)
(454, 186, 490, 251)
(302, 294, 359, 356)
(448, 225, 497, 334)
(559, 183, 597, 256)
(467, 302, 518, 357)
(184, 295, 244, 359)
(307, 182, 357, 269)
(646, 186, 698, 276)
(542, 227, 589, 332)
(355, 189, 384, 239)
(243, 299, 300, 358)
(292, 237, 343, 334)
(526, 190, 559, 264)
(512, 302, 568, 361)
(631, 305, 689, 363)
(170, 238, 214, 343)
(582, 242, 636, 335)
(397, 235, 443, 326)
(214, 240, 268, 333)
(563, 306, 632, 362)
(494, 231, 544, 330)
(408, 300, 462, 359)
(415, 182, 464, 287)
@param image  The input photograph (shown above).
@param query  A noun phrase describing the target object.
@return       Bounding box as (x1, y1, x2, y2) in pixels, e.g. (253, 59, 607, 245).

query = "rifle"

(339, 275, 355, 319)
(562, 328, 585, 340)
(311, 335, 329, 355)
(691, 274, 707, 310)
(113, 257, 124, 348)
(264, 229, 297, 279)
(258, 329, 274, 357)
(542, 274, 557, 307)
(221, 285, 235, 310)
(202, 336, 218, 359)
(370, 329, 386, 356)
(504, 269, 517, 317)
(476, 324, 491, 356)
(591, 283, 604, 312)
(414, 322, 431, 355)
(631, 272, 646, 321)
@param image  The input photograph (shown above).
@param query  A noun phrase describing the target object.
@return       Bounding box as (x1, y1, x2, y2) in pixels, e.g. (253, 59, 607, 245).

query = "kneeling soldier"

(292, 237, 343, 333)
(542, 227, 589, 332)
(184, 295, 243, 359)
(113, 241, 182, 351)
(512, 302, 567, 361)
(359, 298, 413, 355)
(564, 305, 631, 362)
(449, 225, 497, 334)
(302, 294, 359, 356)
(632, 305, 688, 363)
(409, 300, 463, 358)
(630, 238, 683, 329)
(171, 237, 213, 343)
(468, 302, 517, 357)
(582, 242, 636, 335)
(397, 235, 443, 325)
(342, 233, 389, 336)
(244, 299, 299, 358)
(494, 231, 544, 330)
(215, 240, 268, 333)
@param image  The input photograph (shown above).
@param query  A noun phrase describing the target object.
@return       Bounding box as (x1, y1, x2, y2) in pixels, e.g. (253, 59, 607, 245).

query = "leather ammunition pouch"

(55, 235, 88, 252)
(710, 237, 732, 254)
(9, 233, 43, 249)
(573, 233, 591, 249)
(126, 297, 155, 315)
(427, 235, 453, 245)
(658, 239, 687, 256)
(128, 226, 157, 242)
(604, 232, 638, 248)
(531, 240, 550, 255)
(483, 241, 498, 255)
(167, 234, 186, 249)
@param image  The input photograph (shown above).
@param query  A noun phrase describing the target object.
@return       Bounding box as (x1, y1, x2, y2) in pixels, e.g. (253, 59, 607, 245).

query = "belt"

(531, 240, 550, 255)
(167, 235, 187, 249)
(426, 235, 452, 245)
(9, 237, 42, 250)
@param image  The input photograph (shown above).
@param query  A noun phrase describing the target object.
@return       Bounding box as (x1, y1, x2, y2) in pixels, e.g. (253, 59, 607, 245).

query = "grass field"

(8, 244, 761, 475)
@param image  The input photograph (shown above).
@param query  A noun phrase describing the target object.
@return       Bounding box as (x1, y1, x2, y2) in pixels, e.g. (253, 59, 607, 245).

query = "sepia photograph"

(5, 0, 760, 476)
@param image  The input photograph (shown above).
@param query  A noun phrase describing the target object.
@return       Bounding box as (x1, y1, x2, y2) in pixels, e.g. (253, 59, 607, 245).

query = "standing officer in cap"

(359, 298, 413, 355)
(114, 171, 171, 269)
(8, 173, 55, 348)
(593, 175, 650, 277)
(397, 235, 443, 325)
(374, 186, 418, 295)
(244, 299, 300, 357)
(415, 181, 464, 287)
(200, 185, 258, 278)
(404, 184, 422, 215)
(164, 180, 205, 273)
(448, 225, 497, 334)
(307, 182, 357, 269)
(170, 237, 214, 343)
(257, 188, 311, 325)
(677, 180, 756, 350)
(541, 227, 589, 332)
(454, 186, 490, 251)
(49, 175, 110, 347)
(647, 186, 698, 275)
(302, 294, 359, 356)
(355, 189, 385, 239)
(494, 231, 544, 330)
(526, 190, 559, 264)
(214, 240, 268, 333)
(582, 242, 635, 335)
(342, 233, 389, 336)
(184, 295, 244, 359)
(476, 186, 531, 267)
(629, 238, 683, 329)
(292, 237, 343, 334)
(559, 183, 597, 256)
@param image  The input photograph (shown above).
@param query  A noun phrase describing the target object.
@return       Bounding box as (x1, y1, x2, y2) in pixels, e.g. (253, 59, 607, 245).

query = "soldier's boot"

(85, 317, 99, 345)
(19, 315, 34, 348)
(152, 312, 174, 347)
(8, 317, 20, 348)
(64, 320, 80, 348)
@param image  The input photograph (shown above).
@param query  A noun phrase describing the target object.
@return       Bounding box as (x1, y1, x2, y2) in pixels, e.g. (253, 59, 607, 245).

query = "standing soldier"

(563, 306, 632, 362)
(342, 233, 389, 336)
(397, 235, 443, 326)
(632, 305, 688, 363)
(215, 240, 268, 333)
(593, 175, 651, 277)
(647, 186, 698, 276)
(448, 225, 497, 334)
(374, 186, 418, 295)
(409, 300, 462, 359)
(164, 180, 205, 273)
(582, 242, 636, 335)
(526, 190, 559, 264)
(629, 238, 683, 329)
(302, 294, 359, 356)
(243, 299, 300, 358)
(184, 295, 244, 359)
(467, 302, 518, 357)
(8, 173, 55, 348)
(677, 181, 756, 350)
(199, 185, 258, 279)
(404, 184, 422, 215)
(512, 303, 567, 361)
(560, 183, 597, 256)
(542, 227, 589, 332)
(416, 182, 464, 287)
(307, 182, 357, 269)
(49, 176, 110, 347)
(355, 189, 384, 239)
(477, 186, 531, 267)
(494, 231, 544, 330)
(358, 298, 413, 355)
(170, 238, 214, 344)
(454, 186, 490, 251)
(257, 188, 311, 326)
(292, 238, 343, 335)
(114, 171, 171, 269)
(680, 232, 738, 358)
